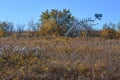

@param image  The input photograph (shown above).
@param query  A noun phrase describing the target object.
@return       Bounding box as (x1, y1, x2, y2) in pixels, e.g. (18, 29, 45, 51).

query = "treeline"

(0, 9, 120, 39)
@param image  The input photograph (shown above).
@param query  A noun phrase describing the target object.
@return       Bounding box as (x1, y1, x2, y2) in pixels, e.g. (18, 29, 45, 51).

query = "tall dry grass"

(0, 37, 120, 80)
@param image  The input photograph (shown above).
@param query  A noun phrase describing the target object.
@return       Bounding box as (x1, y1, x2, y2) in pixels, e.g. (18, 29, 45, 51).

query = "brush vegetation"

(0, 37, 120, 80)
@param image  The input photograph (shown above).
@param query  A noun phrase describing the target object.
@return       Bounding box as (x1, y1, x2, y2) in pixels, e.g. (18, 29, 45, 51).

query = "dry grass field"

(0, 37, 120, 80)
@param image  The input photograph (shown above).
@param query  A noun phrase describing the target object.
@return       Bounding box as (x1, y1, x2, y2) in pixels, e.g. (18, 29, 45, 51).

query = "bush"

(0, 30, 4, 38)
(101, 29, 117, 39)
(116, 31, 120, 39)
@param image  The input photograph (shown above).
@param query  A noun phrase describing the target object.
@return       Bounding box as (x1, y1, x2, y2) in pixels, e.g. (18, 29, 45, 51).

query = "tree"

(0, 21, 7, 31)
(28, 19, 39, 31)
(0, 21, 15, 37)
(5, 22, 14, 37)
(5, 22, 14, 32)
(0, 21, 8, 37)
(16, 24, 25, 38)
(28, 19, 40, 37)
(39, 9, 74, 36)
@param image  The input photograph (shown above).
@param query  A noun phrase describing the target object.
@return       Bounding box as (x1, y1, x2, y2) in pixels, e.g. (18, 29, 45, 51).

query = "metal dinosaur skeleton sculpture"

(54, 13, 102, 37)
(64, 14, 102, 37)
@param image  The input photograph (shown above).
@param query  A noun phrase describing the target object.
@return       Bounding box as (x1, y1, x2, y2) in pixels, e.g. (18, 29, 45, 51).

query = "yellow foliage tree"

(39, 9, 73, 36)
(39, 20, 63, 36)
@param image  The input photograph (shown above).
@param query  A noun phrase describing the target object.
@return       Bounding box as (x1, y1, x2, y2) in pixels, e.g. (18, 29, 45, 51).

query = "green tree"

(39, 9, 74, 36)
(0, 21, 8, 37)
(0, 21, 8, 31)
(0, 21, 14, 37)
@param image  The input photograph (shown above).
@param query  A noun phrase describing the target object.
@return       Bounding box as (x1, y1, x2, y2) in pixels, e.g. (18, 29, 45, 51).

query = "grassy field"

(0, 37, 120, 80)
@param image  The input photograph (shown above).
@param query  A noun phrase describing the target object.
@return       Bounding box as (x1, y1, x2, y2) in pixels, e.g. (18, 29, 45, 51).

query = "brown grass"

(0, 37, 120, 80)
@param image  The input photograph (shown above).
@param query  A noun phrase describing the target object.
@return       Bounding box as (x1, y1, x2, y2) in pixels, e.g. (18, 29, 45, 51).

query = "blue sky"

(0, 0, 120, 29)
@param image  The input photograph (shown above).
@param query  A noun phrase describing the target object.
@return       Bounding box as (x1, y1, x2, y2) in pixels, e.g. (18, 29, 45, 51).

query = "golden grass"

(0, 37, 120, 80)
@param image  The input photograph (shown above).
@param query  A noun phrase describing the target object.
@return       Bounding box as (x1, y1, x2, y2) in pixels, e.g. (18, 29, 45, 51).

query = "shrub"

(101, 29, 117, 39)
(0, 30, 4, 38)
(116, 31, 120, 39)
